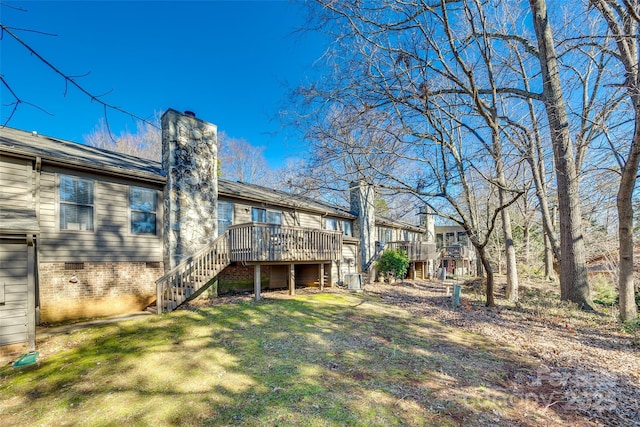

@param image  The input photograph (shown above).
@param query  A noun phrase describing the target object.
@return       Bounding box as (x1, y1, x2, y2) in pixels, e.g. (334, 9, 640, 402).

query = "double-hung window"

(325, 218, 353, 237)
(60, 175, 94, 231)
(341, 220, 352, 237)
(325, 218, 338, 231)
(130, 187, 157, 235)
(218, 201, 233, 235)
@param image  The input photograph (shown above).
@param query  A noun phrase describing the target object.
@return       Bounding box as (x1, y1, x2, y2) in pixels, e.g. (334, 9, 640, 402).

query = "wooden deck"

(156, 223, 343, 313)
(228, 223, 342, 263)
(386, 241, 437, 262)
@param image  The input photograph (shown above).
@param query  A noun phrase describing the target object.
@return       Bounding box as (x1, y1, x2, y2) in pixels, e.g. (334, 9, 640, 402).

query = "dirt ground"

(363, 278, 640, 427)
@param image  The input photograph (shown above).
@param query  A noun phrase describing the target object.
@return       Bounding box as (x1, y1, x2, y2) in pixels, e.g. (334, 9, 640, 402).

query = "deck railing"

(228, 223, 342, 262)
(386, 241, 437, 262)
(441, 245, 470, 258)
(156, 232, 230, 313)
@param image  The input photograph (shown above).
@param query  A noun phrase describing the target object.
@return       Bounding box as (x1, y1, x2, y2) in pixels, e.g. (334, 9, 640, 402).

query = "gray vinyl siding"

(0, 156, 32, 210)
(231, 200, 252, 224)
(37, 167, 163, 262)
(224, 197, 325, 230)
(0, 239, 29, 345)
(297, 212, 322, 229)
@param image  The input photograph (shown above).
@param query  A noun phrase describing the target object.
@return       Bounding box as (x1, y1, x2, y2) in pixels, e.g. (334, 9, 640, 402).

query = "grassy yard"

(1, 290, 584, 426)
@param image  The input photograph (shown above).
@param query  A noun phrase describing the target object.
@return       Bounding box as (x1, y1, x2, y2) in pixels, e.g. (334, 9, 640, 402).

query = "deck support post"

(288, 264, 295, 295)
(319, 263, 325, 291)
(254, 264, 261, 301)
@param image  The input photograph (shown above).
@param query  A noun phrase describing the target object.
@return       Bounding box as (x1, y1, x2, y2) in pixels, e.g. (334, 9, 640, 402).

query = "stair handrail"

(156, 231, 230, 314)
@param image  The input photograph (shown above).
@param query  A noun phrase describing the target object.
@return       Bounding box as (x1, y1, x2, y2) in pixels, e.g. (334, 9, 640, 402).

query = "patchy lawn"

(1, 281, 637, 426)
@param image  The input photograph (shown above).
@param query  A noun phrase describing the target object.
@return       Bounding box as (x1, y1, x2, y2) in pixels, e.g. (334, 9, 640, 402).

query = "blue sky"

(1, 1, 328, 167)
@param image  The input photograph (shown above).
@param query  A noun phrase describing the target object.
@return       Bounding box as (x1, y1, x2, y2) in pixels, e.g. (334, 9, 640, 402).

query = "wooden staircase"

(155, 232, 230, 314)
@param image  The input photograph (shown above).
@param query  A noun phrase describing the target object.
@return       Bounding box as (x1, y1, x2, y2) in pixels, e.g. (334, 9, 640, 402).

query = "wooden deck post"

(319, 263, 325, 291)
(254, 264, 261, 301)
(288, 264, 295, 296)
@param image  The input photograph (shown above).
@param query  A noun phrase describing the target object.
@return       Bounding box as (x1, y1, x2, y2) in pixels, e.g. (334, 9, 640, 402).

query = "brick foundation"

(217, 263, 272, 293)
(38, 261, 163, 323)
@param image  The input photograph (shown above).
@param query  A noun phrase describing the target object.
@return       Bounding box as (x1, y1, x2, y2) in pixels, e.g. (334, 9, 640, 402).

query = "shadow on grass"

(372, 280, 640, 426)
(1, 291, 615, 426)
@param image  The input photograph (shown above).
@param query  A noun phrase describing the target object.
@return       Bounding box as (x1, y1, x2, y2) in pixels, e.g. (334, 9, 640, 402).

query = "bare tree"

(590, 0, 640, 320)
(528, 0, 594, 309)
(84, 117, 161, 161)
(217, 132, 274, 186)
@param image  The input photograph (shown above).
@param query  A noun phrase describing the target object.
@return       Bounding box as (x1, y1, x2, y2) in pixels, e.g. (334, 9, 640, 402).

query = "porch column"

(411, 262, 416, 280)
(288, 264, 295, 295)
(319, 263, 325, 291)
(254, 264, 261, 301)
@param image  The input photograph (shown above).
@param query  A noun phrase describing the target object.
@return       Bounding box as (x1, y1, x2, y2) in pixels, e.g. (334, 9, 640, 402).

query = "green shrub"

(376, 249, 410, 279)
(592, 275, 618, 307)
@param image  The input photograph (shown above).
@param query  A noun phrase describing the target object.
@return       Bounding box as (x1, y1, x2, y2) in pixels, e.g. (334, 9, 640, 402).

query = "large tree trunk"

(477, 246, 495, 307)
(590, 0, 640, 321)
(544, 233, 555, 281)
(498, 180, 519, 302)
(618, 125, 640, 321)
(529, 0, 593, 309)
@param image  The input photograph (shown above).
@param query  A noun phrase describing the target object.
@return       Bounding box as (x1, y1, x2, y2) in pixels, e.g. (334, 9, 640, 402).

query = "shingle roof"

(218, 179, 355, 219)
(1, 126, 424, 231)
(0, 126, 165, 183)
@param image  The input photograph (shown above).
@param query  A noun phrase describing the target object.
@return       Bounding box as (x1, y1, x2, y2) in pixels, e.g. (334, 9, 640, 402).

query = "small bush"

(376, 249, 410, 280)
(592, 275, 618, 307)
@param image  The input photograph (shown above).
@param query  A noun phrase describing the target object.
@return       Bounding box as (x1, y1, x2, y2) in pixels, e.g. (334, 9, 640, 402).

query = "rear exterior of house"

(435, 225, 477, 276)
(0, 127, 165, 352)
(1, 109, 441, 353)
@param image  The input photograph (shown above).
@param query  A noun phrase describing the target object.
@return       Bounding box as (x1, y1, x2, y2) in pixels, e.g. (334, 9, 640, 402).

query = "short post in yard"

(254, 264, 261, 301)
(452, 284, 461, 307)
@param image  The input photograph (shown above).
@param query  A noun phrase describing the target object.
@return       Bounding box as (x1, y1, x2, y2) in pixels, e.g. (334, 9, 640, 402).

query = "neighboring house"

(435, 225, 477, 276)
(0, 109, 439, 353)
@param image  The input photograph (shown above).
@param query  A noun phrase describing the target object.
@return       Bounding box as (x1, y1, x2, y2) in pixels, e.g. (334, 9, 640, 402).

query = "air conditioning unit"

(345, 273, 362, 290)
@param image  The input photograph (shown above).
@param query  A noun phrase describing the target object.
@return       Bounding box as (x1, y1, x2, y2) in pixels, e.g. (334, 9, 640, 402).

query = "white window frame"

(252, 207, 282, 225)
(324, 217, 353, 237)
(59, 174, 95, 232)
(218, 201, 234, 236)
(130, 186, 158, 235)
